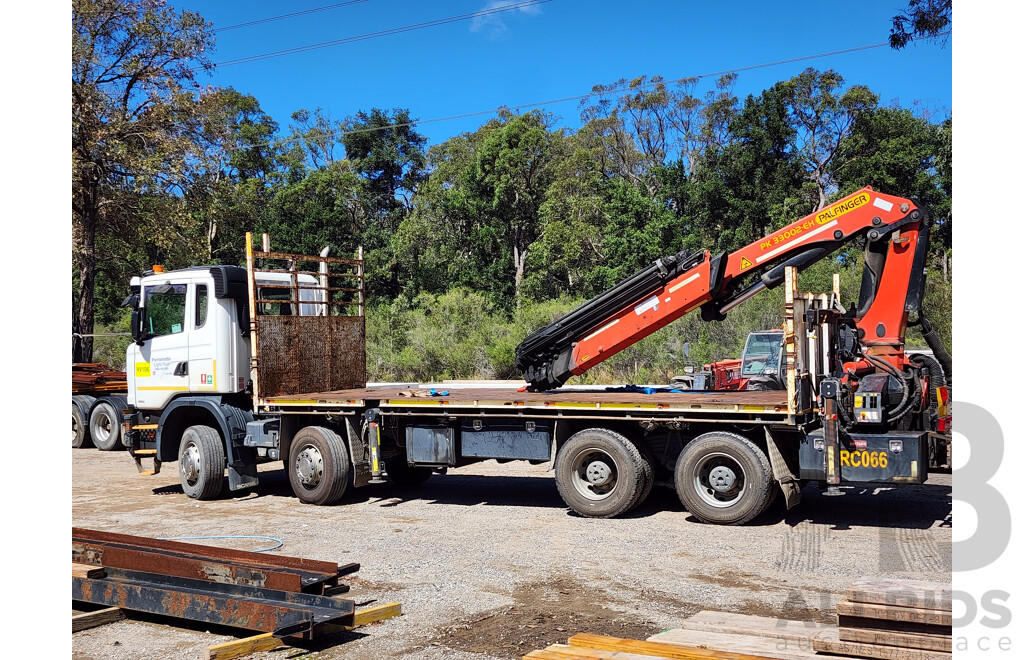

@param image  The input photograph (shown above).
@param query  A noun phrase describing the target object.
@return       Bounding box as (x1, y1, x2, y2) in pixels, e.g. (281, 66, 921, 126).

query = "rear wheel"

(674, 431, 773, 525)
(632, 444, 656, 511)
(178, 425, 225, 500)
(72, 404, 92, 449)
(554, 428, 646, 518)
(288, 426, 351, 505)
(90, 402, 123, 451)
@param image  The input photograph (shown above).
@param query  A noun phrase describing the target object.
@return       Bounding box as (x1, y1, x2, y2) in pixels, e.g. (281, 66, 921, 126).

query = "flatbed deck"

(262, 386, 790, 418)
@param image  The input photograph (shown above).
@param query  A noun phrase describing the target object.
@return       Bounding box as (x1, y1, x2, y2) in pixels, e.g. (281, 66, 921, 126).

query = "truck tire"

(632, 444, 656, 511)
(90, 401, 123, 451)
(178, 425, 226, 500)
(288, 426, 350, 505)
(674, 431, 773, 525)
(554, 428, 647, 518)
(385, 455, 433, 488)
(73, 403, 92, 449)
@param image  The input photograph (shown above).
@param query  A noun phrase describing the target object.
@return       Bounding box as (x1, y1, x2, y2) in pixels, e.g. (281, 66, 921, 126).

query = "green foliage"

(90, 312, 133, 371)
(72, 0, 219, 359)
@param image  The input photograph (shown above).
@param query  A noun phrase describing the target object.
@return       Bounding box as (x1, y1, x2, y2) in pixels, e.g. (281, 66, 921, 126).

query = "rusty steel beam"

(73, 539, 310, 593)
(73, 569, 355, 639)
(72, 528, 351, 577)
(72, 529, 359, 595)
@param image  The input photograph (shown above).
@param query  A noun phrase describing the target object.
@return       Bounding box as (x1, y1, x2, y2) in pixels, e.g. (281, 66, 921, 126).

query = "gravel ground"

(72, 447, 951, 660)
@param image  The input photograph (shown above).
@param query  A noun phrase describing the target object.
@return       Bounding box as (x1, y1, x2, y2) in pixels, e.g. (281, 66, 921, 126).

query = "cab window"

(740, 332, 783, 376)
(143, 283, 187, 336)
(195, 284, 209, 328)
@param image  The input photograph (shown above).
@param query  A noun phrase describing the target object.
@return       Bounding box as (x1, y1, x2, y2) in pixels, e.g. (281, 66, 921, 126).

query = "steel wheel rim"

(295, 444, 325, 490)
(181, 442, 201, 486)
(570, 449, 618, 501)
(72, 414, 79, 442)
(692, 451, 746, 508)
(92, 409, 112, 445)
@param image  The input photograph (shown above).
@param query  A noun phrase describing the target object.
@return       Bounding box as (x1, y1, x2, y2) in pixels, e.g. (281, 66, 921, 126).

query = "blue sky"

(171, 0, 952, 144)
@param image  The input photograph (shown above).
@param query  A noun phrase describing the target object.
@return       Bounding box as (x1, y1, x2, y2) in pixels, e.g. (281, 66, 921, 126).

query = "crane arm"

(515, 187, 924, 391)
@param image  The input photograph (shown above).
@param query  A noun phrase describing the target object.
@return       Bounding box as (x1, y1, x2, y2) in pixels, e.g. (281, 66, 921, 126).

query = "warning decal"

(740, 256, 753, 270)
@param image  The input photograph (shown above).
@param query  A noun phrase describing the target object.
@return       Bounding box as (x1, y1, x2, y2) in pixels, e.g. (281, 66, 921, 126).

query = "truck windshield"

(143, 284, 187, 337)
(740, 332, 783, 376)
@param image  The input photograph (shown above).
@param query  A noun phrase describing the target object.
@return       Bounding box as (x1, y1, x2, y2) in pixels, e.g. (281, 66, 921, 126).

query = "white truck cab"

(126, 266, 322, 411)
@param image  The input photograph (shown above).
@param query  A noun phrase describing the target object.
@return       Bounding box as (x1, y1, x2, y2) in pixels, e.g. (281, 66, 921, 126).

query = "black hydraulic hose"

(861, 352, 912, 419)
(836, 385, 855, 429)
(918, 313, 953, 380)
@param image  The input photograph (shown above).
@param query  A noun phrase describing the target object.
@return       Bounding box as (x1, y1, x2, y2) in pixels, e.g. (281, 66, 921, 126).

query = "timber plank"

(648, 629, 843, 659)
(814, 636, 951, 660)
(571, 632, 843, 660)
(72, 562, 106, 579)
(837, 615, 951, 636)
(205, 633, 280, 660)
(71, 607, 124, 633)
(525, 644, 672, 659)
(839, 627, 951, 652)
(846, 578, 951, 612)
(836, 599, 952, 627)
(679, 610, 833, 643)
(351, 601, 402, 627)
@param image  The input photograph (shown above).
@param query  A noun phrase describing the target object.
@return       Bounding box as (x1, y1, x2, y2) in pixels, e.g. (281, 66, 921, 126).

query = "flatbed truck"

(121, 188, 951, 524)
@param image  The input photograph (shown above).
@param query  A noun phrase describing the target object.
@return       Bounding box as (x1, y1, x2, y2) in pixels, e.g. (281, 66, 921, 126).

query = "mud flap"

(228, 462, 258, 491)
(345, 417, 372, 488)
(765, 428, 801, 510)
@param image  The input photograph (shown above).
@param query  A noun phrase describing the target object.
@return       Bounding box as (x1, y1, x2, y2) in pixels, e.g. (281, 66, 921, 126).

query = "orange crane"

(516, 187, 948, 389)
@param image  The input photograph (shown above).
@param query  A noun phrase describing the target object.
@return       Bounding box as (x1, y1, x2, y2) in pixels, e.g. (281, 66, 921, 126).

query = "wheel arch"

(156, 397, 253, 465)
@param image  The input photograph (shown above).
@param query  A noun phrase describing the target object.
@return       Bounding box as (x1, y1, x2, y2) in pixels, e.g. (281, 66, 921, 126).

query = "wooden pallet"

(811, 578, 952, 660)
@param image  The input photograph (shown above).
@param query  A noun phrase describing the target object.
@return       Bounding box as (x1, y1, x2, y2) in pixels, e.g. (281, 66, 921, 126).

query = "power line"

(215, 0, 372, 33)
(225, 31, 950, 154)
(213, 0, 554, 68)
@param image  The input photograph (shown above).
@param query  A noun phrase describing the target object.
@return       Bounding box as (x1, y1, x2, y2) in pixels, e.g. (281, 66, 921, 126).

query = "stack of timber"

(71, 528, 402, 658)
(72, 363, 127, 394)
(813, 577, 952, 660)
(524, 610, 849, 660)
(524, 590, 950, 660)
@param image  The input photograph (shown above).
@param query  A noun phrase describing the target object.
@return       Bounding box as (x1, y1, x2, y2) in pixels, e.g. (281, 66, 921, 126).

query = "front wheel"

(90, 401, 124, 451)
(554, 428, 647, 518)
(178, 425, 226, 500)
(674, 431, 774, 525)
(288, 426, 351, 505)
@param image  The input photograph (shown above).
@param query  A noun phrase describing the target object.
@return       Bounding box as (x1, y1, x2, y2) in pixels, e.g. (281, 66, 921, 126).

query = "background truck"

(670, 330, 785, 391)
(72, 363, 130, 451)
(120, 187, 950, 524)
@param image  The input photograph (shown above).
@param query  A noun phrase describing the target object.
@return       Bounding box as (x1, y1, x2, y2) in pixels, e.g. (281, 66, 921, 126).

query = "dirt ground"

(71, 447, 952, 659)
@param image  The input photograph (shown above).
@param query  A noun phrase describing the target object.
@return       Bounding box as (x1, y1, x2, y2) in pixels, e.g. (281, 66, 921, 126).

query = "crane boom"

(515, 187, 926, 391)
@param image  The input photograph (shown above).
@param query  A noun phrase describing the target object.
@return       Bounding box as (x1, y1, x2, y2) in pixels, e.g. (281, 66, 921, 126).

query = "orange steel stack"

(72, 363, 128, 394)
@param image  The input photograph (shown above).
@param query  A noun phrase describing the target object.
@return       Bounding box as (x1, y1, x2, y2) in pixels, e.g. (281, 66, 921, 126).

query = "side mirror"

(131, 307, 147, 345)
(682, 341, 690, 359)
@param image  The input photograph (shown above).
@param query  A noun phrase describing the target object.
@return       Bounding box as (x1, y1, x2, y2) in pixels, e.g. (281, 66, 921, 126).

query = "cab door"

(133, 280, 191, 410)
(188, 280, 228, 393)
